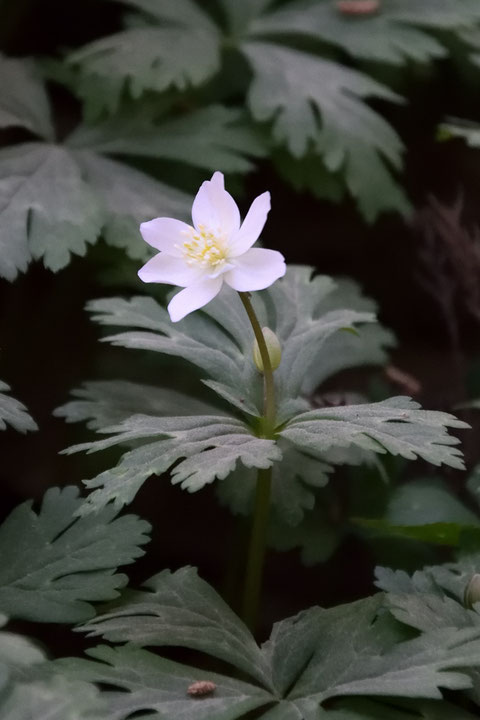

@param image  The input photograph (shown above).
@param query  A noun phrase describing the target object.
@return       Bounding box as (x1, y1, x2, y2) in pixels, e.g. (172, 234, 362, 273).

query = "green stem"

(238, 292, 276, 437)
(241, 467, 272, 631)
(238, 291, 277, 631)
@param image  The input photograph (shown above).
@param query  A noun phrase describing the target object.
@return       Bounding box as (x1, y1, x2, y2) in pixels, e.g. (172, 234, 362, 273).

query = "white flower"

(138, 171, 286, 322)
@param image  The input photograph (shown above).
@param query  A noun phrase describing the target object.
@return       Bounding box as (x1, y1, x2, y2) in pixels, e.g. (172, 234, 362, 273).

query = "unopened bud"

(253, 327, 282, 373)
(464, 574, 480, 609)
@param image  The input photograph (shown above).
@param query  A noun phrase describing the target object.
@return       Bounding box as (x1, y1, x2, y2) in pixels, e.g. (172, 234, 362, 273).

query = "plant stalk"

(241, 467, 272, 631)
(238, 291, 277, 631)
(238, 292, 276, 437)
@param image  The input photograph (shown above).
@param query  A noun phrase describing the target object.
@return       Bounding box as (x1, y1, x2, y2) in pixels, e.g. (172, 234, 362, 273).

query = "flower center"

(181, 225, 228, 269)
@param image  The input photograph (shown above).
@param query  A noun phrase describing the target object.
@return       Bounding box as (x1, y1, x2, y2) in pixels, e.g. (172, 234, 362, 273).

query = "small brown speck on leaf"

(187, 680, 216, 697)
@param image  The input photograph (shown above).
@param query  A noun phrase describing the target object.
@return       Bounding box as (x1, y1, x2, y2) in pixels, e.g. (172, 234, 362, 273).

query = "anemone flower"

(138, 171, 286, 322)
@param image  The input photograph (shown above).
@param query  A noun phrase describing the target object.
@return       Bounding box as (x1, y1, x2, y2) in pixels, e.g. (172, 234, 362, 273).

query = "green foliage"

(281, 397, 466, 469)
(65, 414, 281, 513)
(59, 266, 467, 523)
(0, 486, 150, 623)
(0, 54, 191, 279)
(0, 616, 104, 719)
(68, 105, 268, 173)
(0, 381, 37, 433)
(251, 0, 480, 64)
(55, 566, 480, 719)
(62, 0, 480, 219)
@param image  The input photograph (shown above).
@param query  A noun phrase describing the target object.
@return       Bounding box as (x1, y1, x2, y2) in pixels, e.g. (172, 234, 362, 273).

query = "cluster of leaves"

(57, 264, 469, 575)
(2, 484, 480, 719)
(2, 2, 480, 281)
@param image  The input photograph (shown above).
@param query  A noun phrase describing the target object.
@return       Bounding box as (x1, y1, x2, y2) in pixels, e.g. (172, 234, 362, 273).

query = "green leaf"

(55, 379, 216, 429)
(65, 414, 281, 514)
(0, 616, 105, 719)
(242, 41, 409, 221)
(217, 440, 332, 528)
(385, 479, 480, 526)
(437, 120, 480, 147)
(73, 149, 190, 261)
(69, 569, 480, 718)
(355, 479, 480, 547)
(0, 674, 104, 720)
(59, 644, 269, 720)
(0, 142, 104, 277)
(0, 486, 150, 623)
(86, 291, 264, 415)
(80, 566, 271, 686)
(0, 381, 37, 433)
(0, 54, 192, 280)
(281, 397, 468, 471)
(0, 619, 45, 694)
(374, 552, 480, 634)
(86, 267, 385, 422)
(268, 499, 342, 565)
(251, 1, 451, 66)
(68, 105, 268, 174)
(0, 140, 190, 279)
(69, 19, 220, 118)
(0, 55, 54, 139)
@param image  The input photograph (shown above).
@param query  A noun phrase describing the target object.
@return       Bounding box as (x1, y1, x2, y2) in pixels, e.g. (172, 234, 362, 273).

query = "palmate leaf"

(0, 55, 191, 279)
(68, 0, 221, 118)
(0, 381, 37, 433)
(68, 105, 268, 174)
(55, 380, 217, 429)
(0, 486, 150, 623)
(86, 266, 388, 421)
(64, 414, 281, 514)
(242, 41, 409, 222)
(68, 1, 410, 218)
(67, 266, 466, 515)
(280, 397, 468, 471)
(251, 0, 480, 66)
(0, 139, 190, 279)
(59, 567, 480, 719)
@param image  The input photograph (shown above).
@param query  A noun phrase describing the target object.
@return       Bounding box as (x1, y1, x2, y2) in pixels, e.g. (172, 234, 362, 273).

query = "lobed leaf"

(0, 381, 37, 433)
(68, 105, 268, 174)
(0, 486, 150, 623)
(0, 55, 54, 139)
(65, 414, 281, 514)
(281, 397, 468, 471)
(242, 41, 410, 221)
(251, 0, 480, 66)
(68, 568, 480, 718)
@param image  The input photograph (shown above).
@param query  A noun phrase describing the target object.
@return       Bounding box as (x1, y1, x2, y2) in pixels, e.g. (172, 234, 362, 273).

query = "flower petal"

(191, 171, 241, 236)
(138, 253, 204, 287)
(140, 218, 192, 257)
(224, 248, 286, 292)
(228, 192, 271, 256)
(167, 276, 224, 322)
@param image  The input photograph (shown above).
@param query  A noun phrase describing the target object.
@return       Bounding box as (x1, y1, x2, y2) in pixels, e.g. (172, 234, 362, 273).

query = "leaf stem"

(238, 292, 276, 437)
(241, 467, 272, 631)
(238, 291, 277, 631)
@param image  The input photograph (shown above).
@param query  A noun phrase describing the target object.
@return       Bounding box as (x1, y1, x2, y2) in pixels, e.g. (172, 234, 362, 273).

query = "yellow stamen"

(180, 225, 228, 269)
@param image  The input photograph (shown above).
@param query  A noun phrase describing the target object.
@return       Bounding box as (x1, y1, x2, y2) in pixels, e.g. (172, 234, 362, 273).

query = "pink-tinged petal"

(224, 248, 286, 292)
(191, 171, 241, 236)
(140, 218, 192, 257)
(138, 253, 204, 287)
(167, 276, 224, 322)
(228, 192, 271, 256)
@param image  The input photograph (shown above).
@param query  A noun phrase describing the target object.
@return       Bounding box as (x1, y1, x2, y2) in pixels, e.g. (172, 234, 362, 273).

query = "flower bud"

(464, 574, 480, 609)
(253, 327, 282, 373)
